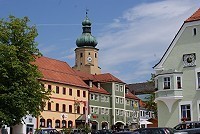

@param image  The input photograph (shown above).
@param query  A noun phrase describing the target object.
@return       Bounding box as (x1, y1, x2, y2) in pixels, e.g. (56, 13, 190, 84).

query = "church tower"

(73, 12, 101, 74)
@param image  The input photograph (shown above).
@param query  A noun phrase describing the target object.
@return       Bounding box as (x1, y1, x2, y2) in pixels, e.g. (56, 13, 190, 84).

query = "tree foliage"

(0, 16, 49, 126)
(145, 73, 157, 118)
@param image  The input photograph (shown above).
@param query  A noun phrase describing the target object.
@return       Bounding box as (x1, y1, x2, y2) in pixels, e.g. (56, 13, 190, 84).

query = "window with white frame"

(105, 96, 109, 102)
(101, 108, 105, 114)
(120, 98, 123, 104)
(91, 107, 95, 113)
(197, 72, 200, 89)
(91, 94, 94, 100)
(116, 97, 119, 103)
(126, 111, 130, 117)
(177, 77, 182, 89)
(120, 85, 123, 92)
(126, 99, 130, 105)
(116, 109, 119, 115)
(116, 84, 119, 91)
(101, 96, 105, 102)
(119, 110, 124, 116)
(164, 77, 170, 89)
(105, 109, 109, 115)
(198, 101, 200, 121)
(180, 104, 191, 121)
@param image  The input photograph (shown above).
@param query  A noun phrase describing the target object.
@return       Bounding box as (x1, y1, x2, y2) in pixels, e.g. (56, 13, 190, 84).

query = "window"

(77, 90, 80, 97)
(193, 28, 197, 36)
(63, 87, 66, 95)
(164, 77, 170, 89)
(48, 102, 51, 110)
(116, 97, 119, 103)
(198, 72, 200, 89)
(77, 106, 80, 114)
(105, 96, 109, 102)
(126, 100, 130, 105)
(120, 85, 123, 92)
(88, 52, 90, 55)
(83, 107, 85, 114)
(56, 86, 59, 94)
(181, 104, 191, 121)
(69, 88, 72, 96)
(101, 108, 105, 114)
(126, 111, 130, 117)
(91, 107, 99, 114)
(55, 120, 60, 128)
(116, 109, 119, 115)
(47, 119, 52, 128)
(48, 85, 51, 91)
(80, 53, 83, 57)
(68, 120, 73, 128)
(101, 96, 105, 102)
(120, 98, 124, 104)
(40, 118, 45, 127)
(56, 103, 59, 111)
(177, 77, 182, 89)
(83, 91, 86, 97)
(69, 105, 72, 113)
(95, 53, 97, 58)
(62, 120, 66, 128)
(119, 110, 123, 116)
(91, 94, 99, 101)
(105, 109, 109, 115)
(116, 84, 119, 91)
(62, 104, 66, 112)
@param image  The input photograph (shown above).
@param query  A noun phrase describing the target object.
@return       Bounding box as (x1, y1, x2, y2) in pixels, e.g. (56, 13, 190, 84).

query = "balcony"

(155, 89, 183, 112)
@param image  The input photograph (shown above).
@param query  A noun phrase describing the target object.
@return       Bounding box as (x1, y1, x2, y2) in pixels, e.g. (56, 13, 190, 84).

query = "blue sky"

(1, 0, 200, 83)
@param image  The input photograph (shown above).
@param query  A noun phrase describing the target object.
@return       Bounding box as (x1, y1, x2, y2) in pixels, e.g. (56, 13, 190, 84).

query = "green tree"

(0, 16, 49, 127)
(145, 73, 157, 118)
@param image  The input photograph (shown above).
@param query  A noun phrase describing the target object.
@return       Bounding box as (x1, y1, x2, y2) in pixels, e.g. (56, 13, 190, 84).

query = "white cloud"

(98, 0, 200, 83)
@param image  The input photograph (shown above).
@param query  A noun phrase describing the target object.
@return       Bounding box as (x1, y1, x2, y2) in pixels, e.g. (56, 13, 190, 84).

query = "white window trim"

(195, 67, 200, 90)
(163, 76, 171, 89)
(176, 76, 182, 89)
(116, 84, 119, 91)
(116, 97, 119, 104)
(120, 85, 123, 92)
(179, 101, 193, 122)
(197, 100, 200, 121)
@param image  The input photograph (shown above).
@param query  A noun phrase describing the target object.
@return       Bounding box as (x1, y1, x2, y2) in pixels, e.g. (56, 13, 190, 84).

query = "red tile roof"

(73, 70, 95, 81)
(33, 56, 89, 88)
(94, 73, 125, 83)
(185, 8, 200, 22)
(125, 91, 139, 100)
(89, 84, 110, 95)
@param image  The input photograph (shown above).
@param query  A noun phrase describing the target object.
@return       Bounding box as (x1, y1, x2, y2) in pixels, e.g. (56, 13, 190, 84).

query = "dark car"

(35, 128, 60, 134)
(132, 127, 175, 134)
(174, 121, 200, 134)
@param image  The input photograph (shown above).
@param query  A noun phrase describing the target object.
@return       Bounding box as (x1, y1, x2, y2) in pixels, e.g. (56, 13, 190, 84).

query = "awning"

(140, 120, 153, 125)
(76, 114, 86, 122)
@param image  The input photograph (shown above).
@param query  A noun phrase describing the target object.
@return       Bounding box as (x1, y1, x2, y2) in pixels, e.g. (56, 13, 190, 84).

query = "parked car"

(132, 127, 187, 134)
(174, 121, 200, 134)
(35, 128, 60, 134)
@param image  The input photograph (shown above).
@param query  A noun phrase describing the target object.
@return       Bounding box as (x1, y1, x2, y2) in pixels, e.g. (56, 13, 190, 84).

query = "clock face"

(87, 57, 92, 62)
(183, 53, 196, 67)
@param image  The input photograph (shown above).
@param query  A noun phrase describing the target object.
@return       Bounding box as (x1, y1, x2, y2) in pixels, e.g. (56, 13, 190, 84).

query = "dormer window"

(98, 83, 100, 89)
(89, 81, 92, 87)
(164, 77, 170, 89)
(193, 28, 197, 36)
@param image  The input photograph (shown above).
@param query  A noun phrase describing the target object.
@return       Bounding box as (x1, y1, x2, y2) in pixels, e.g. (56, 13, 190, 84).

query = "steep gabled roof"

(73, 69, 95, 81)
(89, 84, 110, 95)
(34, 56, 89, 88)
(127, 82, 155, 95)
(94, 73, 125, 83)
(185, 8, 200, 22)
(153, 8, 200, 69)
(125, 91, 139, 100)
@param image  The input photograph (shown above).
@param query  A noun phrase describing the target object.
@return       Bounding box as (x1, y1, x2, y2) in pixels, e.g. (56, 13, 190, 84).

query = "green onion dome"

(76, 15, 98, 47)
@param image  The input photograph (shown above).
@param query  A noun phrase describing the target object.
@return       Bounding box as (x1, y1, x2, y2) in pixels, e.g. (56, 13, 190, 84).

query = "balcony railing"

(155, 89, 183, 99)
